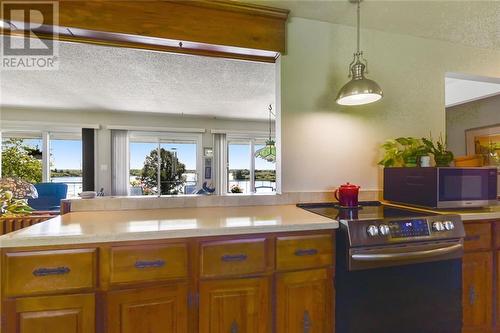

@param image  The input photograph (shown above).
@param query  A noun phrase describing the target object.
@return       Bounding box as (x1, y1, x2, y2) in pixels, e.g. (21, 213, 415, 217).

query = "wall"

(446, 94, 500, 156)
(280, 17, 500, 192)
(0, 108, 269, 194)
(3, 17, 500, 195)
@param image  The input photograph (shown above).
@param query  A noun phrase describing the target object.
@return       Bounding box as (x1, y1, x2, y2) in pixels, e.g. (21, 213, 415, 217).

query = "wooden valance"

(1, 0, 289, 62)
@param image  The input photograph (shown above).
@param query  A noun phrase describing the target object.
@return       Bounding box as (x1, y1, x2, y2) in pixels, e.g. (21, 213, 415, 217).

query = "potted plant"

(0, 189, 34, 217)
(422, 135, 454, 167)
(230, 184, 244, 193)
(379, 137, 429, 167)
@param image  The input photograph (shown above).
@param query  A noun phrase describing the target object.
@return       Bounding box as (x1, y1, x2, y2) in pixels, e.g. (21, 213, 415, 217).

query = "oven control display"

(389, 219, 430, 238)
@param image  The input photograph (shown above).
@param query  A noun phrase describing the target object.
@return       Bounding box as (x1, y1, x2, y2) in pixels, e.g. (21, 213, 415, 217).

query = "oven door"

(348, 239, 463, 271)
(336, 257, 462, 333)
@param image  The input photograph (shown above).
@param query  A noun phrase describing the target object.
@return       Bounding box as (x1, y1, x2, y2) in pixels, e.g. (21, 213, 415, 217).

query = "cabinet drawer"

(4, 248, 96, 297)
(464, 223, 492, 252)
(110, 243, 188, 285)
(276, 234, 333, 271)
(200, 238, 267, 278)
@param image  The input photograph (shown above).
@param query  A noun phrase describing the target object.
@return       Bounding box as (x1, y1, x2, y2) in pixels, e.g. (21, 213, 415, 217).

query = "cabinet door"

(276, 269, 333, 333)
(106, 284, 188, 333)
(199, 277, 270, 333)
(462, 251, 493, 333)
(5, 293, 95, 333)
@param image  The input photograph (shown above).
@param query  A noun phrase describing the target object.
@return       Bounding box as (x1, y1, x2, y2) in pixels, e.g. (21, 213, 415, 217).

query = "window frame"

(1, 129, 83, 197)
(226, 133, 275, 194)
(129, 131, 203, 196)
(1, 129, 82, 181)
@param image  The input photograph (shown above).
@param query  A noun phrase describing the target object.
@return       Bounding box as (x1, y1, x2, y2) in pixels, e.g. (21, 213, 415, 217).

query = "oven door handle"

(351, 243, 463, 261)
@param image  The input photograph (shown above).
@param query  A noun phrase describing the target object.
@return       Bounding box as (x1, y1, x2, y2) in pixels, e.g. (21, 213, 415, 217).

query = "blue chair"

(28, 183, 68, 212)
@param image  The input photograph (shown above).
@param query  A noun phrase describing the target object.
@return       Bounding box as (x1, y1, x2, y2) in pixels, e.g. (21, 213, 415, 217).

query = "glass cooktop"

(297, 201, 437, 221)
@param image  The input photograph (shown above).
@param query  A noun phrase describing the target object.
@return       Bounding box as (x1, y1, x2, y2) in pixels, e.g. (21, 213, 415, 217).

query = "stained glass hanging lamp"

(254, 104, 276, 163)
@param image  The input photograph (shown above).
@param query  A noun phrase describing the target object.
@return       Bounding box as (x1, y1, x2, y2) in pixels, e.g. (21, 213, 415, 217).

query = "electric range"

(298, 201, 465, 333)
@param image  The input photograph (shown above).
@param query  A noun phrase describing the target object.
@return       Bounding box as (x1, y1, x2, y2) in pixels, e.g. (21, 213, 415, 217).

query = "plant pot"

(404, 156, 418, 167)
(434, 155, 453, 167)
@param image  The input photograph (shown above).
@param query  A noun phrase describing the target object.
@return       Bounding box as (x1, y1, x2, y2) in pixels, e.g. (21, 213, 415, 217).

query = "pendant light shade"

(336, 0, 383, 106)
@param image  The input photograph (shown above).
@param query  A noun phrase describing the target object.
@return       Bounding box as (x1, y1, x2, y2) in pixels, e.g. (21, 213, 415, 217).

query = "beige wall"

(446, 94, 500, 157)
(281, 17, 500, 192)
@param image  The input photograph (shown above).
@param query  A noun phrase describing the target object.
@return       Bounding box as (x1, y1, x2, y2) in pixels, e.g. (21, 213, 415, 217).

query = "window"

(1, 133, 43, 184)
(130, 141, 159, 195)
(50, 133, 83, 198)
(227, 142, 251, 194)
(160, 142, 197, 195)
(1, 131, 82, 198)
(254, 142, 276, 193)
(129, 132, 201, 196)
(227, 136, 276, 194)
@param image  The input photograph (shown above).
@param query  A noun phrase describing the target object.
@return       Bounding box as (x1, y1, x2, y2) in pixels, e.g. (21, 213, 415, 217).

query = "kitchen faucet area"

(0, 1, 499, 332)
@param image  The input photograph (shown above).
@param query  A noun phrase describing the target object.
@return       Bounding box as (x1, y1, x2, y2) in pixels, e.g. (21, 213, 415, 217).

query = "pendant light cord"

(356, 0, 361, 54)
(268, 104, 272, 140)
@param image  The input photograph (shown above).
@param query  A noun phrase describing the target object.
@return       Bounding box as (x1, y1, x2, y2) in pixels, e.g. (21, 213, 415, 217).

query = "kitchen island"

(0, 205, 338, 333)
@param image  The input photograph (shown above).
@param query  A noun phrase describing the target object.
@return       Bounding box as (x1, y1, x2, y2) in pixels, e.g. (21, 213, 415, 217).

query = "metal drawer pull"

(135, 260, 166, 269)
(221, 254, 247, 262)
(469, 286, 476, 305)
(295, 248, 318, 257)
(352, 244, 463, 261)
(230, 320, 239, 333)
(33, 266, 70, 277)
(303, 310, 312, 333)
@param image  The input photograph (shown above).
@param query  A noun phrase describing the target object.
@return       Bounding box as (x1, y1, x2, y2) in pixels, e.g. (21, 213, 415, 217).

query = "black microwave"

(384, 167, 498, 208)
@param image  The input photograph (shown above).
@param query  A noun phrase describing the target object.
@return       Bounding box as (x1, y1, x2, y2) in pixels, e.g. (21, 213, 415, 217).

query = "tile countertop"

(0, 205, 339, 248)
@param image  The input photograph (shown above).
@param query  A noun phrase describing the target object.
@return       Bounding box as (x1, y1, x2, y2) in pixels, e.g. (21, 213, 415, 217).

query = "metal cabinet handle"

(295, 248, 318, 257)
(352, 244, 463, 261)
(135, 260, 166, 269)
(230, 320, 239, 333)
(469, 286, 476, 305)
(33, 266, 70, 277)
(221, 254, 247, 262)
(303, 310, 312, 333)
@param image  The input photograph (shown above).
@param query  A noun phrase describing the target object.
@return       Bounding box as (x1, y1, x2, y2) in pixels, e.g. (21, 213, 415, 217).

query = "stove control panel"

(362, 216, 463, 242)
(389, 219, 430, 238)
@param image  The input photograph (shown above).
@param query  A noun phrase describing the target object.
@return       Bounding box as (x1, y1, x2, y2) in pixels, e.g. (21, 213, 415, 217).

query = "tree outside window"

(139, 148, 187, 195)
(1, 138, 43, 184)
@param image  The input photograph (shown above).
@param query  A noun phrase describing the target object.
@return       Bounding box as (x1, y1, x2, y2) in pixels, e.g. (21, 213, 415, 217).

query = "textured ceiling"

(0, 38, 276, 120)
(245, 0, 500, 51)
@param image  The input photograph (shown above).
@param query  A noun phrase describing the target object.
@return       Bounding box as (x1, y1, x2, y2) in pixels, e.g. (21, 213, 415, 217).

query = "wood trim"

(0, 215, 53, 235)
(1, 0, 289, 62)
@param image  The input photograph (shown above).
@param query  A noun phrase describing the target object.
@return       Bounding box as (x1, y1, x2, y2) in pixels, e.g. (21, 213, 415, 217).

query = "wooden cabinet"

(1, 232, 336, 333)
(462, 221, 496, 333)
(199, 277, 270, 333)
(106, 284, 188, 333)
(276, 234, 333, 272)
(462, 251, 493, 333)
(276, 268, 333, 333)
(464, 223, 492, 252)
(200, 238, 268, 278)
(4, 248, 96, 297)
(5, 293, 95, 333)
(109, 243, 188, 285)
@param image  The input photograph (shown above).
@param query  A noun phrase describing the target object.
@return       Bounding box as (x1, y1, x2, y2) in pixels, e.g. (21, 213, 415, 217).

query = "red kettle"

(334, 182, 360, 207)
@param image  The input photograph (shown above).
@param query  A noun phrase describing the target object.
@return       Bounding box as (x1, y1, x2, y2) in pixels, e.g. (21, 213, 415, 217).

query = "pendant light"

(255, 105, 276, 163)
(336, 0, 383, 106)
